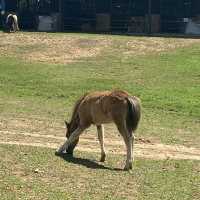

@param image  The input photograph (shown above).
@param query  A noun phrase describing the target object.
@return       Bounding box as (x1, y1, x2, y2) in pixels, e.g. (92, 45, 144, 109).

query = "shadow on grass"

(55, 152, 123, 171)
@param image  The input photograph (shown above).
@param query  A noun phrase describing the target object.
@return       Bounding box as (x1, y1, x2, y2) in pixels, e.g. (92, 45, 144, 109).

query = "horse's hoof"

(124, 167, 131, 171)
(55, 150, 65, 156)
(100, 157, 105, 162)
(55, 151, 61, 156)
(100, 154, 106, 162)
(66, 148, 74, 156)
(66, 151, 73, 157)
(124, 164, 133, 171)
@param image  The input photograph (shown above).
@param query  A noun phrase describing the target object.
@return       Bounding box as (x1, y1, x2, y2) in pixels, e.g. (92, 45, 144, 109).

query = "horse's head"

(64, 121, 79, 155)
(65, 120, 71, 138)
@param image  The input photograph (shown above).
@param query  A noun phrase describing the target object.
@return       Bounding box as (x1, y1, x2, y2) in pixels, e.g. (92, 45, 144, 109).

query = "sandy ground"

(1, 117, 200, 161)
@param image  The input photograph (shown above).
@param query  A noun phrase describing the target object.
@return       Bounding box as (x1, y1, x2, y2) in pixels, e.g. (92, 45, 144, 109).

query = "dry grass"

(123, 37, 200, 57)
(0, 32, 111, 64)
(1, 31, 200, 64)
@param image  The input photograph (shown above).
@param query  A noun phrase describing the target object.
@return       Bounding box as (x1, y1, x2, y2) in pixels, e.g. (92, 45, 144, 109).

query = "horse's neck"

(69, 93, 87, 132)
(69, 115, 79, 132)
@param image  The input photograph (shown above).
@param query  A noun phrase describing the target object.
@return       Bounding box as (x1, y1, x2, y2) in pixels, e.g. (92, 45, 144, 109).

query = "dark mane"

(69, 93, 88, 131)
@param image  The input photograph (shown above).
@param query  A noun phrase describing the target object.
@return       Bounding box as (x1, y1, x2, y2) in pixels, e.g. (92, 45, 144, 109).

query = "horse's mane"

(69, 93, 88, 131)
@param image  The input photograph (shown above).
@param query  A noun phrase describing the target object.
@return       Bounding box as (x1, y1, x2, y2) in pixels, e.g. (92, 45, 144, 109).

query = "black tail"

(126, 97, 141, 133)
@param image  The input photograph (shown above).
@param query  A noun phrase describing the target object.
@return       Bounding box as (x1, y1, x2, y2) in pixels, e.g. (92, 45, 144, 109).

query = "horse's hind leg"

(115, 120, 133, 170)
(97, 125, 106, 162)
(57, 126, 84, 153)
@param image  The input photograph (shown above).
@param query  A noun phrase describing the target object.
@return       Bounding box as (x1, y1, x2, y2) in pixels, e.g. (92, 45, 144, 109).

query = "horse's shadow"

(55, 152, 122, 171)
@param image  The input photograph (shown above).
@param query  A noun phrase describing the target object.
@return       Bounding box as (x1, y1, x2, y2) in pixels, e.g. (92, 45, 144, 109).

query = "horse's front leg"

(56, 127, 84, 154)
(97, 125, 106, 162)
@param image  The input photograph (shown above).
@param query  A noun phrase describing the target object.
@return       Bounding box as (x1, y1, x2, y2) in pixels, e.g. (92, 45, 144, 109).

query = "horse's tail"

(6, 14, 19, 32)
(126, 96, 141, 133)
(13, 15, 19, 31)
(6, 14, 12, 24)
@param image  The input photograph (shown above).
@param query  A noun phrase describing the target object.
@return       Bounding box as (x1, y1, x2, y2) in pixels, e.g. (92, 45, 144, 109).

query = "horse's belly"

(93, 117, 112, 125)
(91, 108, 112, 124)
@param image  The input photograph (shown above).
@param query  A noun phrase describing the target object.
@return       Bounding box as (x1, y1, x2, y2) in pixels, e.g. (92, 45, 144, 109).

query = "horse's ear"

(64, 121, 69, 128)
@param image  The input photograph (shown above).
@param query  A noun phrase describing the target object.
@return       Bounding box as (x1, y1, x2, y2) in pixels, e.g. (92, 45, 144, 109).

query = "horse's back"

(78, 90, 131, 125)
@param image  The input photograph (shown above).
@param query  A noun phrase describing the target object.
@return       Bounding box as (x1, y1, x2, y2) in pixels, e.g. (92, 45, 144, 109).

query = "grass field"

(0, 145, 199, 200)
(0, 32, 200, 199)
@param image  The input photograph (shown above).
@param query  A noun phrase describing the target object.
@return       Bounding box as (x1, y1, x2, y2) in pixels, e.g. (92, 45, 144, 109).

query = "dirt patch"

(1, 117, 200, 161)
(1, 129, 200, 161)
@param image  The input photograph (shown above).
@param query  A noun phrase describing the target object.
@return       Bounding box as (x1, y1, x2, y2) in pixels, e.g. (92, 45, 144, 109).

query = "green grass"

(0, 144, 199, 200)
(0, 37, 199, 146)
(0, 33, 200, 200)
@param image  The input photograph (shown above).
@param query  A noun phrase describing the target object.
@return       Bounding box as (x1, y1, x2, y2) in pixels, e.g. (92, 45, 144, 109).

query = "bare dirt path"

(1, 130, 200, 161)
